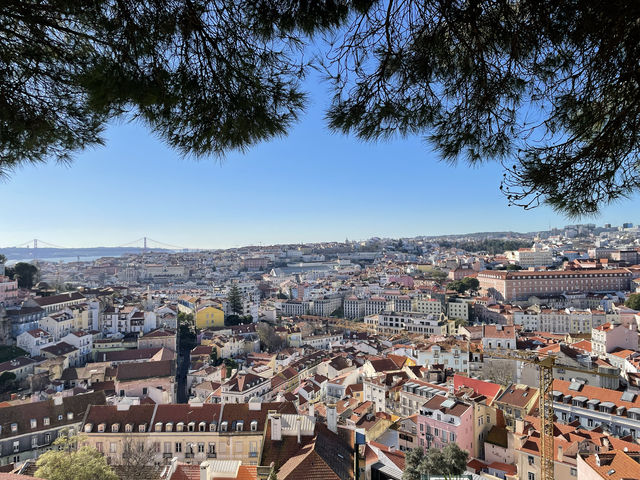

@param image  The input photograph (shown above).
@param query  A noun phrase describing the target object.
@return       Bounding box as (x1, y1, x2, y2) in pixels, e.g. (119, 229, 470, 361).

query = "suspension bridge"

(3, 237, 195, 258)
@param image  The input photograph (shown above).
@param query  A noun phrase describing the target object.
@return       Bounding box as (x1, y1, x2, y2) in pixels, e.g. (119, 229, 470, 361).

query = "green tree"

(419, 444, 469, 479)
(9, 262, 38, 289)
(447, 280, 466, 293)
(402, 447, 424, 480)
(3, 2, 640, 215)
(461, 277, 480, 292)
(35, 434, 118, 480)
(0, 254, 6, 264)
(256, 322, 284, 352)
(227, 284, 244, 315)
(625, 294, 640, 311)
(224, 358, 239, 377)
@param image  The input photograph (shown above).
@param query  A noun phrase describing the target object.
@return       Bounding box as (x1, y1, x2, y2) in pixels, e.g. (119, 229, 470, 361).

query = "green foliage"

(2, 2, 639, 214)
(402, 447, 424, 480)
(403, 444, 469, 479)
(5, 262, 38, 288)
(35, 434, 118, 480)
(0, 345, 28, 363)
(224, 358, 239, 377)
(256, 322, 284, 352)
(0, 372, 16, 384)
(448, 276, 479, 293)
(439, 239, 532, 255)
(0, 254, 6, 264)
(625, 294, 640, 311)
(227, 284, 244, 315)
(225, 314, 253, 326)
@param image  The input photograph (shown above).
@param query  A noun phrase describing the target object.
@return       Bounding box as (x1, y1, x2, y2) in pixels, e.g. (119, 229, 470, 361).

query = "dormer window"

(188, 422, 195, 432)
(250, 420, 258, 432)
(166, 422, 173, 432)
(236, 421, 244, 432)
(209, 422, 217, 432)
(124, 424, 133, 433)
(221, 421, 228, 432)
(155, 422, 163, 432)
(111, 424, 119, 433)
(84, 423, 93, 433)
(43, 417, 50, 426)
(58, 415, 63, 421)
(67, 412, 73, 420)
(176, 422, 184, 432)
(139, 423, 146, 433)
(30, 419, 37, 429)
(11, 423, 17, 433)
(199, 422, 206, 432)
(98, 423, 106, 433)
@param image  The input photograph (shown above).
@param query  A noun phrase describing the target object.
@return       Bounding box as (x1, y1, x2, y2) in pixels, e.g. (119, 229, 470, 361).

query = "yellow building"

(196, 304, 225, 329)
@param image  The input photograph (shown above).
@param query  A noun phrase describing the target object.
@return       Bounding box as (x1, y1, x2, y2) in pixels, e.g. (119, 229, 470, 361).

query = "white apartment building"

(39, 311, 74, 341)
(415, 298, 443, 316)
(344, 297, 365, 319)
(16, 328, 55, 356)
(513, 307, 609, 334)
(446, 300, 469, 321)
(506, 244, 555, 267)
(372, 311, 448, 336)
(553, 379, 640, 439)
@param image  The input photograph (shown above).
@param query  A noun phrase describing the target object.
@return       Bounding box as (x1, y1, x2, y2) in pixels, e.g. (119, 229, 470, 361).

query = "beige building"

(82, 400, 297, 466)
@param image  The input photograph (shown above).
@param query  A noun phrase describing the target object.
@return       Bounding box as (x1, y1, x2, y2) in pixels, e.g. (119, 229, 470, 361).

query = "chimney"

(327, 403, 337, 434)
(296, 416, 302, 444)
(199, 461, 210, 480)
(558, 444, 563, 463)
(271, 414, 282, 441)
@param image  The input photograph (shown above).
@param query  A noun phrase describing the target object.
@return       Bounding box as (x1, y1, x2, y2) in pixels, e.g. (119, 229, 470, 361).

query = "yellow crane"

(486, 348, 620, 480)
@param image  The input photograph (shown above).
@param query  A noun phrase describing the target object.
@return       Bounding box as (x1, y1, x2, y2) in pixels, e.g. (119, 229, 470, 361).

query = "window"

(58, 415, 63, 421)
(208, 443, 216, 455)
(175, 442, 182, 453)
(450, 432, 455, 442)
(67, 412, 73, 420)
(164, 442, 172, 454)
(198, 443, 205, 453)
(44, 433, 51, 444)
(96, 442, 103, 453)
(31, 437, 38, 448)
(142, 387, 148, 395)
(12, 441, 19, 453)
(44, 417, 50, 426)
(110, 443, 117, 454)
(249, 441, 258, 457)
(528, 456, 534, 466)
(570, 468, 577, 476)
(30, 419, 37, 429)
(528, 473, 535, 480)
(11, 423, 17, 433)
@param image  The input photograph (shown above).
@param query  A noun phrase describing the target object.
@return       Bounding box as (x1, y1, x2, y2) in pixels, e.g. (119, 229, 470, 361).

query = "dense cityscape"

(0, 222, 638, 479)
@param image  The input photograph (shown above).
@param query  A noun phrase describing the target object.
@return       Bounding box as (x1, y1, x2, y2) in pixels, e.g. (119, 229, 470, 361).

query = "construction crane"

(485, 348, 620, 480)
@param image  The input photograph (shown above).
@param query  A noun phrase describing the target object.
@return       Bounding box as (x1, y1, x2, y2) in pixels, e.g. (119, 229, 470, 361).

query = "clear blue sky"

(1, 75, 638, 249)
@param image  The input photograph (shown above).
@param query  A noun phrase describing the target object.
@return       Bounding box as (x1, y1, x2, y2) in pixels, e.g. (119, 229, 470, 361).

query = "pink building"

(0, 275, 19, 306)
(592, 321, 638, 356)
(417, 394, 474, 454)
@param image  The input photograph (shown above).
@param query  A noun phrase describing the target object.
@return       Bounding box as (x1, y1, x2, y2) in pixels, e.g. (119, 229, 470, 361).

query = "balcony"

(207, 453, 217, 459)
(185, 453, 195, 459)
(249, 452, 258, 458)
(162, 453, 172, 458)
